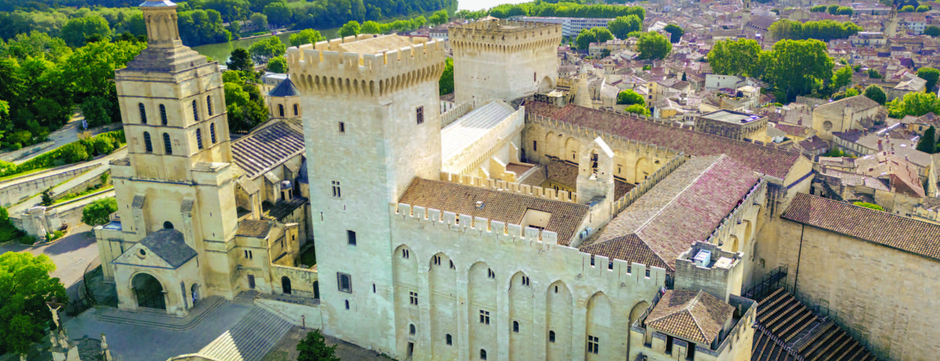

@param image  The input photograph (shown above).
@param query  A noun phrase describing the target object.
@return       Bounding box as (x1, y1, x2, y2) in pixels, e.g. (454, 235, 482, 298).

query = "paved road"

(14, 116, 119, 165)
(0, 225, 97, 299)
(0, 148, 126, 190)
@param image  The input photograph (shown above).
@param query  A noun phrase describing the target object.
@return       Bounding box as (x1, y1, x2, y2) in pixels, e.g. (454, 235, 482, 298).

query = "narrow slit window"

(196, 128, 203, 149)
(192, 100, 199, 121)
(163, 133, 172, 155)
(210, 123, 217, 143)
(143, 132, 153, 153)
(207, 96, 213, 116)
(160, 104, 168, 125)
(139, 103, 147, 124)
(416, 106, 424, 124)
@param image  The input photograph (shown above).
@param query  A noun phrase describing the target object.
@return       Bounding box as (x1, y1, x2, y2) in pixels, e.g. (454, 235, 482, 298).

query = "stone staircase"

(197, 307, 292, 361)
(95, 296, 224, 331)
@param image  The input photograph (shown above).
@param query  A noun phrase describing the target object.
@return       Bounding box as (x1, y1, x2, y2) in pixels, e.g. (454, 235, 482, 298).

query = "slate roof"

(526, 102, 802, 179)
(139, 229, 197, 269)
(263, 197, 308, 220)
(398, 178, 589, 244)
(268, 76, 300, 97)
(231, 121, 305, 178)
(752, 288, 877, 361)
(782, 193, 940, 261)
(580, 155, 759, 271)
(140, 0, 175, 6)
(646, 290, 734, 345)
(237, 219, 273, 238)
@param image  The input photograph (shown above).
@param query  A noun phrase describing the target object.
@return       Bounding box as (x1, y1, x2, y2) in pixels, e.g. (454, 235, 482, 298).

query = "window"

(590, 255, 595, 266)
(450, 260, 455, 269)
(345, 300, 350, 309)
(331, 181, 342, 198)
(163, 133, 172, 155)
(513, 321, 519, 333)
(210, 123, 217, 143)
(571, 151, 576, 160)
(446, 334, 452, 345)
(337, 273, 352, 293)
(416, 106, 424, 125)
(480, 349, 487, 360)
(339, 122, 345, 133)
(402, 249, 410, 258)
(192, 100, 199, 121)
(608, 261, 613, 270)
(409, 291, 418, 305)
(293, 104, 299, 116)
(549, 331, 555, 343)
(522, 276, 530, 286)
(139, 103, 147, 124)
(143, 132, 153, 153)
(587, 335, 599, 354)
(278, 104, 285, 117)
(409, 324, 416, 335)
(533, 140, 537, 151)
(479, 310, 490, 324)
(207, 96, 213, 116)
(196, 128, 203, 149)
(433, 255, 441, 265)
(487, 268, 495, 279)
(160, 104, 168, 125)
(347, 230, 356, 246)
(244, 250, 253, 259)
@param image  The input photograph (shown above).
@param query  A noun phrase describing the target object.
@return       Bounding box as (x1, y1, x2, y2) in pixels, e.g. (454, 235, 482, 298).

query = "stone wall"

(255, 298, 323, 329)
(0, 163, 102, 207)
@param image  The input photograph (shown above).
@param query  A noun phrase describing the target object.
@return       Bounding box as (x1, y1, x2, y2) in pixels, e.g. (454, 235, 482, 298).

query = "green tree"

(868, 68, 882, 78)
(845, 88, 860, 97)
(837, 6, 853, 15)
(429, 10, 449, 26)
(267, 56, 287, 73)
(864, 84, 887, 105)
(576, 27, 613, 50)
(916, 126, 937, 153)
(827, 4, 839, 14)
(81, 197, 117, 226)
(290, 29, 325, 47)
(413, 16, 427, 29)
(831, 66, 854, 90)
(2, 31, 71, 61)
(297, 330, 340, 361)
(60, 15, 112, 47)
(625, 104, 650, 116)
(616, 89, 645, 105)
(223, 81, 268, 132)
(853, 202, 885, 211)
(81, 95, 117, 127)
(887, 92, 940, 118)
(810, 5, 827, 12)
(707, 38, 764, 77)
(607, 15, 641, 39)
(248, 36, 286, 63)
(249, 13, 268, 30)
(40, 188, 53, 206)
(439, 57, 454, 96)
(339, 20, 361, 37)
(637, 32, 672, 60)
(901, 5, 915, 12)
(916, 4, 930, 12)
(227, 48, 254, 73)
(926, 26, 940, 37)
(263, 2, 292, 27)
(763, 39, 834, 101)
(0, 252, 68, 355)
(199, 0, 250, 23)
(917, 67, 939, 92)
(664, 24, 684, 43)
(360, 20, 382, 34)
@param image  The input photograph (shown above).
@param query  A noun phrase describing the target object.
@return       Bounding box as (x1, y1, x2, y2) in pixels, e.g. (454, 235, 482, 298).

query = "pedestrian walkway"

(198, 307, 293, 361)
(95, 296, 225, 332)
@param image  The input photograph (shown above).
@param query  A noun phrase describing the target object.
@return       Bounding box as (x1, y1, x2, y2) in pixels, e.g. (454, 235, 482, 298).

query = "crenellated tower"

(450, 19, 562, 104)
(287, 34, 446, 354)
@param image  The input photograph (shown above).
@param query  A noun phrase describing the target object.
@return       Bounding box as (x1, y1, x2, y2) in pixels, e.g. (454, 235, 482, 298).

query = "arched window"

(163, 133, 172, 155)
(210, 123, 217, 144)
(160, 104, 168, 125)
(192, 100, 199, 121)
(445, 334, 452, 345)
(196, 128, 203, 149)
(549, 330, 555, 343)
(206, 96, 213, 116)
(293, 104, 299, 116)
(278, 104, 285, 117)
(409, 324, 416, 335)
(480, 349, 487, 360)
(163, 221, 173, 229)
(513, 321, 519, 333)
(139, 103, 147, 124)
(143, 132, 153, 153)
(344, 300, 349, 309)
(312, 281, 319, 299)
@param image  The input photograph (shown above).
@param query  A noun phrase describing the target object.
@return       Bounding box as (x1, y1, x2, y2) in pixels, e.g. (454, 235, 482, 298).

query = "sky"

(458, 0, 530, 11)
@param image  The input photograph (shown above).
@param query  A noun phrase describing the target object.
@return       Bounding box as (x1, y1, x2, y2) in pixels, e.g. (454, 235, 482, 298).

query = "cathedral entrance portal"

(132, 273, 166, 310)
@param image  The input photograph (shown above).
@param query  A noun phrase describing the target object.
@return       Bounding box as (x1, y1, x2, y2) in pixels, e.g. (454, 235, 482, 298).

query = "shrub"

(853, 202, 885, 211)
(82, 198, 118, 226)
(59, 143, 90, 163)
(18, 235, 36, 245)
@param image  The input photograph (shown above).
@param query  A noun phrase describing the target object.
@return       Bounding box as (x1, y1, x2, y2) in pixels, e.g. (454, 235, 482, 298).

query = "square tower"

(451, 19, 562, 104)
(287, 34, 446, 352)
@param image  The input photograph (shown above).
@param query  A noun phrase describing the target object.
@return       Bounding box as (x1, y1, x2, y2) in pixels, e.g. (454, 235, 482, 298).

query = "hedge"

(0, 130, 125, 179)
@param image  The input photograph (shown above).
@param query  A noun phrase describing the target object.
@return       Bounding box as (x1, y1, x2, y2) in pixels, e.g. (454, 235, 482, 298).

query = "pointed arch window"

(196, 128, 203, 149)
(210, 123, 217, 144)
(143, 132, 153, 153)
(160, 104, 168, 125)
(192, 100, 199, 121)
(163, 133, 172, 155)
(206, 96, 213, 116)
(139, 103, 147, 124)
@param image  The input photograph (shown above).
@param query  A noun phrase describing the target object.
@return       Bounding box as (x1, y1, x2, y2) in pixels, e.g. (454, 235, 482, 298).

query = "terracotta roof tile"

(647, 290, 734, 344)
(782, 193, 940, 261)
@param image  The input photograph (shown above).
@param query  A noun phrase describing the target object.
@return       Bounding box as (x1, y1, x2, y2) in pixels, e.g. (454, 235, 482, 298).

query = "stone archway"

(627, 301, 650, 357)
(132, 273, 166, 310)
(635, 157, 652, 183)
(281, 276, 292, 294)
(538, 76, 554, 93)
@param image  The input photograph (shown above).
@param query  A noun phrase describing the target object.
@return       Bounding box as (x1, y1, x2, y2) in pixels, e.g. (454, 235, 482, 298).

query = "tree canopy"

(625, 104, 650, 116)
(60, 15, 111, 47)
(488, 2, 645, 21)
(707, 38, 762, 77)
(223, 71, 268, 133)
(664, 24, 684, 43)
(82, 197, 117, 225)
(439, 57, 454, 96)
(247, 35, 286, 63)
(926, 26, 940, 37)
(575, 27, 613, 50)
(917, 67, 939, 92)
(637, 32, 672, 60)
(290, 29, 324, 47)
(262, 1, 291, 27)
(768, 19, 862, 42)
(864, 84, 887, 105)
(226, 48, 254, 73)
(831, 66, 854, 90)
(616, 90, 645, 106)
(916, 126, 937, 154)
(297, 330, 340, 361)
(428, 9, 448, 26)
(338, 20, 361, 37)
(887, 91, 940, 118)
(709, 38, 834, 101)
(0, 252, 68, 355)
(607, 15, 641, 40)
(267, 56, 287, 73)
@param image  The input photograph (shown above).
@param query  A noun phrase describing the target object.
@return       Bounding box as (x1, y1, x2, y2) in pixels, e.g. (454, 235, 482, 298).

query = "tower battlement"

(450, 19, 562, 52)
(287, 34, 446, 97)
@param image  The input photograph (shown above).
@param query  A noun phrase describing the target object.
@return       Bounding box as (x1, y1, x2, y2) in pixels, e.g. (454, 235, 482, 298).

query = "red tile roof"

(526, 102, 802, 179)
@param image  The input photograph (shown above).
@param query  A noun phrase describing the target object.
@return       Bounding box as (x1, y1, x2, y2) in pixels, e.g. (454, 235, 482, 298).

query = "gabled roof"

(646, 290, 734, 344)
(138, 229, 197, 269)
(231, 121, 305, 178)
(140, 0, 175, 7)
(782, 193, 940, 261)
(269, 76, 300, 97)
